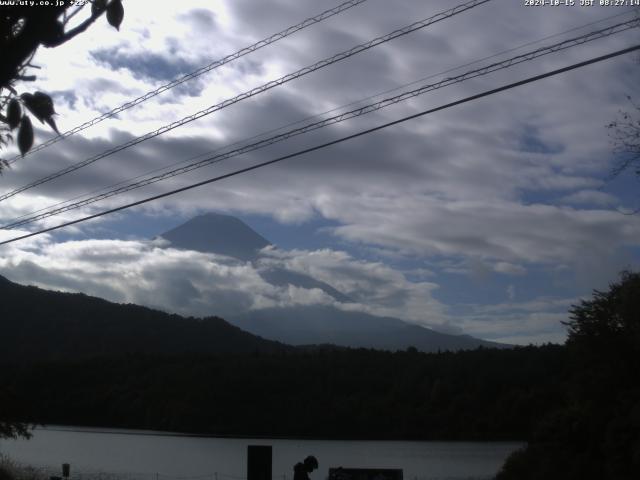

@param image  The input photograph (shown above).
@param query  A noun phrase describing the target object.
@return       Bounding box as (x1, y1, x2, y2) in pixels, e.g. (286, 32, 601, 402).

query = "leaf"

(92, 0, 108, 17)
(44, 116, 60, 135)
(106, 0, 124, 30)
(21, 91, 55, 125)
(7, 99, 21, 130)
(40, 20, 64, 47)
(20, 93, 39, 121)
(17, 116, 34, 157)
(33, 91, 55, 117)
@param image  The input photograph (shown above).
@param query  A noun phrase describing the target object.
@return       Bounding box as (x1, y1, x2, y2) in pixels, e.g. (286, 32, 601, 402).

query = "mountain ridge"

(230, 305, 508, 352)
(0, 274, 290, 363)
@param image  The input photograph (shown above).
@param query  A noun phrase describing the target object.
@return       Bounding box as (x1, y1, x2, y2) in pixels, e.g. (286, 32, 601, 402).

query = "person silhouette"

(293, 456, 319, 480)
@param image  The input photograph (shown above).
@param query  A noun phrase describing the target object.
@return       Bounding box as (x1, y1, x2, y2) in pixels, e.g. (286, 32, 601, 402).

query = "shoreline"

(26, 424, 526, 443)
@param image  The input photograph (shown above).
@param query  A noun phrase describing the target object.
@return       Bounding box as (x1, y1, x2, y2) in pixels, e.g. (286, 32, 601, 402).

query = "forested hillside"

(0, 275, 289, 362)
(2, 345, 567, 440)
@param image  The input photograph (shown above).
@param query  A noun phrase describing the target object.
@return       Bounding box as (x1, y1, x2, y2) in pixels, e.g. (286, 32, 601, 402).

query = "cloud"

(1, 239, 271, 317)
(559, 189, 619, 207)
(471, 296, 577, 315)
(0, 232, 576, 344)
(456, 309, 571, 344)
(1, 0, 638, 347)
(321, 194, 640, 266)
(258, 247, 449, 326)
(0, 237, 446, 326)
(2, 234, 530, 339)
(495, 262, 527, 276)
(90, 49, 204, 83)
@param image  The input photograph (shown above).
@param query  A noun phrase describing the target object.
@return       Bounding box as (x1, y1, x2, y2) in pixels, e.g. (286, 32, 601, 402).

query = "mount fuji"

(158, 213, 508, 352)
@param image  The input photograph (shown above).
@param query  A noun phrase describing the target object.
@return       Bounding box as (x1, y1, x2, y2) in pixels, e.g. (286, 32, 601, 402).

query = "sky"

(1, 0, 639, 345)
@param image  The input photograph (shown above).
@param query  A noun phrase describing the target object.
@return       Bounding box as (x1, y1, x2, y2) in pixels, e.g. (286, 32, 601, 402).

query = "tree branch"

(45, 9, 102, 48)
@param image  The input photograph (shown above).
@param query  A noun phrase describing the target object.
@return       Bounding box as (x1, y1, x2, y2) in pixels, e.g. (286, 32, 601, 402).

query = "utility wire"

(5, 0, 371, 164)
(6, 8, 631, 228)
(3, 18, 637, 230)
(1, 44, 637, 247)
(0, 0, 492, 203)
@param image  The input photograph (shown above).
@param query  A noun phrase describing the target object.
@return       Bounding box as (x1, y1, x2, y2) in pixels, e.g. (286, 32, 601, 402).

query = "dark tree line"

(0, 274, 290, 440)
(1, 345, 568, 441)
(2, 272, 639, 476)
(0, 273, 566, 442)
(497, 271, 640, 480)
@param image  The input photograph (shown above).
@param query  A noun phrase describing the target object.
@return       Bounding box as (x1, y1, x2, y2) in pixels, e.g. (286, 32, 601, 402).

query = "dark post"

(247, 445, 272, 480)
(62, 464, 70, 479)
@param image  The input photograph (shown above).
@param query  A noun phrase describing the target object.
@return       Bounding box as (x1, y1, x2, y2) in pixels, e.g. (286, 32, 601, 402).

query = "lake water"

(0, 427, 522, 480)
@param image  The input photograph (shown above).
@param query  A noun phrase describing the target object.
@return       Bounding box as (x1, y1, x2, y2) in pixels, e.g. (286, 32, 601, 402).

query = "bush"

(0, 456, 46, 480)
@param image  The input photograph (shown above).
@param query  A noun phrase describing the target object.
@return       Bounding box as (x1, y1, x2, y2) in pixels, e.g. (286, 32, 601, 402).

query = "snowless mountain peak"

(159, 212, 271, 261)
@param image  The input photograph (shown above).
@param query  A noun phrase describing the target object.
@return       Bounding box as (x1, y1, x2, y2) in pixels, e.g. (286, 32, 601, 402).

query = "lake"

(0, 427, 522, 480)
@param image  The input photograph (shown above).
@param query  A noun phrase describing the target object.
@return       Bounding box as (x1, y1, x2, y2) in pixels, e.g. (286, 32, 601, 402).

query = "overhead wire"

(5, 0, 372, 164)
(0, 0, 492, 203)
(2, 17, 638, 230)
(1, 43, 637, 246)
(5, 8, 632, 228)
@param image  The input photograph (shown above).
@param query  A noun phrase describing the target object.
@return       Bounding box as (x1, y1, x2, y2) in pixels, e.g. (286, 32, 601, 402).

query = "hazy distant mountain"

(230, 305, 508, 352)
(158, 213, 353, 303)
(160, 213, 504, 352)
(159, 212, 271, 261)
(0, 275, 288, 363)
(158, 213, 509, 352)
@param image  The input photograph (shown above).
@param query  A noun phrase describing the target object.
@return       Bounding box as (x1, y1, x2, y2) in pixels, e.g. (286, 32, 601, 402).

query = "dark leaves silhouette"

(17, 116, 34, 156)
(92, 0, 108, 17)
(7, 99, 21, 130)
(106, 0, 124, 30)
(20, 92, 58, 134)
(40, 20, 65, 48)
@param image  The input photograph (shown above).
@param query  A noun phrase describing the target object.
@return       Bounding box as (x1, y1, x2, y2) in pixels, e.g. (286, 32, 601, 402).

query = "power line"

(3, 18, 637, 230)
(0, 0, 492, 203)
(1, 44, 637, 247)
(5, 0, 371, 164)
(9, 10, 633, 233)
(8, 8, 630, 228)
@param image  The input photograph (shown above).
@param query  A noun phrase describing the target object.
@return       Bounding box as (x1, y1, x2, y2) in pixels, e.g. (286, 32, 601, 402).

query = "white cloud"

(0, 237, 446, 325)
(1, 234, 538, 337)
(259, 247, 449, 326)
